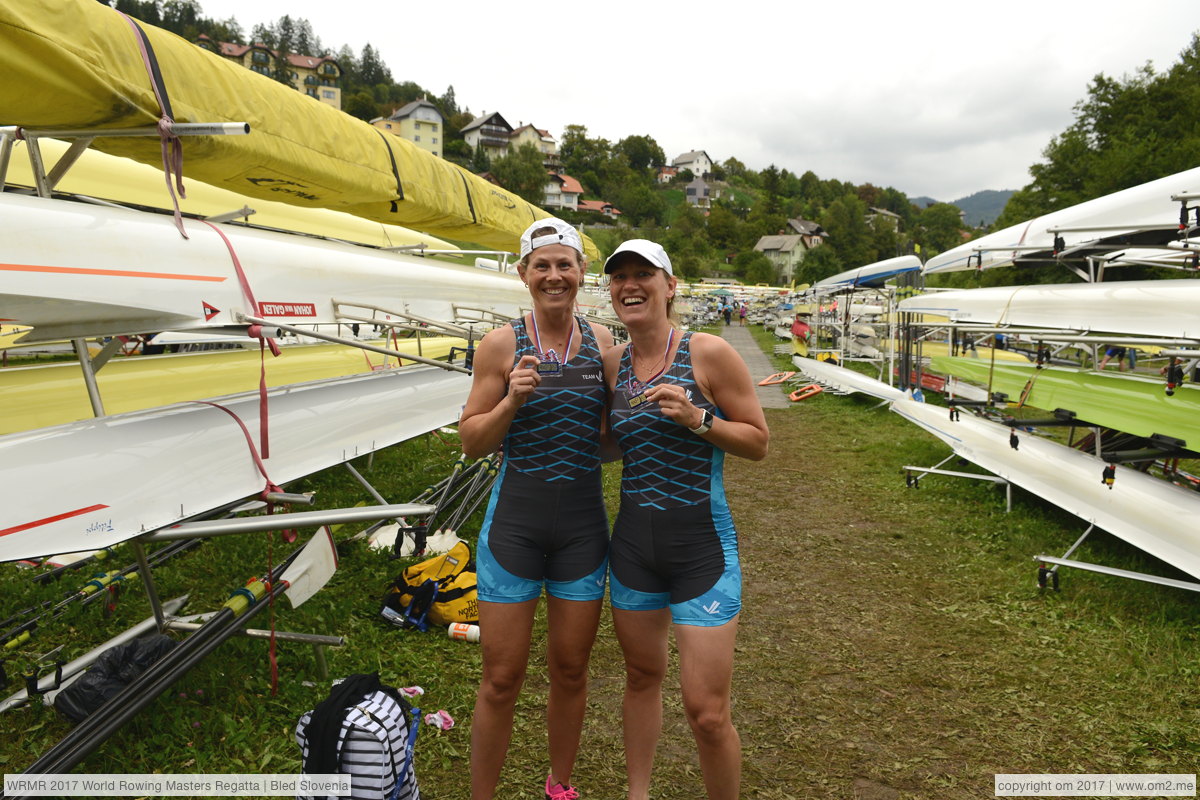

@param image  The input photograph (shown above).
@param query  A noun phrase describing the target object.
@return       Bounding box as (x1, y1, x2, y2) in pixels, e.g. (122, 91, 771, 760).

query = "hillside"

(912, 189, 1014, 227)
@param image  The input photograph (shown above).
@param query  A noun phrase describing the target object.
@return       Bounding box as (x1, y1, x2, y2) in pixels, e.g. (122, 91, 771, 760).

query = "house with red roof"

(195, 35, 341, 109)
(544, 172, 583, 211)
(578, 199, 622, 218)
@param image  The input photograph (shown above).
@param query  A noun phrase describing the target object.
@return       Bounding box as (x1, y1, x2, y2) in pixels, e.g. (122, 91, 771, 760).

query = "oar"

(280, 526, 338, 609)
(15, 546, 309, 780)
(0, 595, 189, 714)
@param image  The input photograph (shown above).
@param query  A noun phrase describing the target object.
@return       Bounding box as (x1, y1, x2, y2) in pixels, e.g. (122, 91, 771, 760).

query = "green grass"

(3, 328, 1200, 797)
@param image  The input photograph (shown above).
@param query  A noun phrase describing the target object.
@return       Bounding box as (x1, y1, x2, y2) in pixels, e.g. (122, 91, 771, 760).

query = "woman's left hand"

(644, 384, 702, 429)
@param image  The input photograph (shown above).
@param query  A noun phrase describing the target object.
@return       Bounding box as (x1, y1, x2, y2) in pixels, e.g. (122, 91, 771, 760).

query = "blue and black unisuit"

(477, 316, 609, 603)
(608, 331, 741, 626)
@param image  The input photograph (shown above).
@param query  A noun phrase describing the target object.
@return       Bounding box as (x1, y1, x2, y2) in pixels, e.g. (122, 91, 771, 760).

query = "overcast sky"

(193, 0, 1199, 202)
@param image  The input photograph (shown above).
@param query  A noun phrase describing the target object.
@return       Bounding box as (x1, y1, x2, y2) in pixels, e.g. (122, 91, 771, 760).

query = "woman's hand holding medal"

(508, 354, 543, 406)
(642, 383, 701, 428)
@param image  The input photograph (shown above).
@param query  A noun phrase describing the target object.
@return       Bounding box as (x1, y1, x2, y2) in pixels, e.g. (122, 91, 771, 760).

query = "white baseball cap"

(519, 218, 584, 259)
(602, 239, 673, 277)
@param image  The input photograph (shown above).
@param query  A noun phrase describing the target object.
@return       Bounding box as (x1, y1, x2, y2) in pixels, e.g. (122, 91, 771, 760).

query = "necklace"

(626, 328, 674, 392)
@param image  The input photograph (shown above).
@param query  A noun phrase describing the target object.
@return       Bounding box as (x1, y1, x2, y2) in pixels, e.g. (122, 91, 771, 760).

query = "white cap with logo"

(602, 239, 673, 277)
(519, 218, 584, 259)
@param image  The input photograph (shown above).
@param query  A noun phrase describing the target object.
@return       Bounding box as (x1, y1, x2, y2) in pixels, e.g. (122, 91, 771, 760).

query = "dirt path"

(571, 404, 978, 799)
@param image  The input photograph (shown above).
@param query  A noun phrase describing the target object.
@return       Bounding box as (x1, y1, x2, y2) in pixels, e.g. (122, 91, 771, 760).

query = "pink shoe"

(545, 774, 580, 800)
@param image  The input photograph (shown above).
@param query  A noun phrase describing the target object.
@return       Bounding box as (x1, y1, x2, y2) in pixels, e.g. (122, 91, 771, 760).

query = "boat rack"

(0, 122, 248, 200)
(241, 312, 471, 375)
(902, 453, 1014, 512)
(1034, 516, 1200, 594)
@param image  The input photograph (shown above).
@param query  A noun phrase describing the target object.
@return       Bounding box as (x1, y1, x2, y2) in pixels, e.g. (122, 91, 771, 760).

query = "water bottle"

(447, 622, 480, 643)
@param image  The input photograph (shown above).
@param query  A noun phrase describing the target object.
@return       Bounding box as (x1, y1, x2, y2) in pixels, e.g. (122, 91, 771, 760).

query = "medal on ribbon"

(530, 311, 572, 378)
(625, 329, 674, 409)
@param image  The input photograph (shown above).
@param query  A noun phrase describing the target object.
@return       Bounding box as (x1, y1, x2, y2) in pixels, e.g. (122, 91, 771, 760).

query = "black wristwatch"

(689, 408, 714, 435)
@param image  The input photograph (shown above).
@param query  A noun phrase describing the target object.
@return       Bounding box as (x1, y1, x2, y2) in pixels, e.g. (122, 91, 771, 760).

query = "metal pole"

(237, 314, 470, 374)
(1054, 524, 1097, 568)
(165, 619, 343, 647)
(128, 541, 166, 630)
(345, 462, 388, 505)
(0, 122, 250, 139)
(71, 339, 105, 417)
(142, 503, 436, 541)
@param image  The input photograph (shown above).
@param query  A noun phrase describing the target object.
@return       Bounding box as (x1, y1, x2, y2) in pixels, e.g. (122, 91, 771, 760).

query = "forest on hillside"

(105, 0, 1200, 286)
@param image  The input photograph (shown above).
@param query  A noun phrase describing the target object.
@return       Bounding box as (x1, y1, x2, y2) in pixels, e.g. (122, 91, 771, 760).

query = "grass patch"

(2, 328, 1199, 798)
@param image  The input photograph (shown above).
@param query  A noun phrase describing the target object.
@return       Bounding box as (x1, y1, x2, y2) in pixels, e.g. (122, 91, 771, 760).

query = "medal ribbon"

(529, 311, 574, 363)
(626, 328, 675, 394)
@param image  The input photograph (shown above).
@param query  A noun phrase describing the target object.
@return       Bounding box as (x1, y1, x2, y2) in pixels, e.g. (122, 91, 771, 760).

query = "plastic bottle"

(447, 622, 480, 643)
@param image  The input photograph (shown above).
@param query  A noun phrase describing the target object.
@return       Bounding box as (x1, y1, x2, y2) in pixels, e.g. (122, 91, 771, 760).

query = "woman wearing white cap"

(602, 239, 768, 800)
(459, 218, 615, 800)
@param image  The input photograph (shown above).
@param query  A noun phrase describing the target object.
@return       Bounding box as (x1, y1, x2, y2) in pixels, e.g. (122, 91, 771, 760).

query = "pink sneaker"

(545, 774, 580, 800)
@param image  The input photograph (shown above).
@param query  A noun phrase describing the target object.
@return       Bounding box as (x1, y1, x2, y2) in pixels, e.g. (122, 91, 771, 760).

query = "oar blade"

(282, 526, 338, 608)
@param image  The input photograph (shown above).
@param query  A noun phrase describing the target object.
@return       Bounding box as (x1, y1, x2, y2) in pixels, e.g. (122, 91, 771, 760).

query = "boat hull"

(0, 193, 530, 343)
(898, 280, 1200, 339)
(892, 397, 1200, 580)
(0, 366, 468, 563)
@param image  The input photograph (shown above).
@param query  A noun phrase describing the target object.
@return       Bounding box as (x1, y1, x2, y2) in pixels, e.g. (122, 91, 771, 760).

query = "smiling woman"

(456, 218, 615, 800)
(601, 239, 768, 800)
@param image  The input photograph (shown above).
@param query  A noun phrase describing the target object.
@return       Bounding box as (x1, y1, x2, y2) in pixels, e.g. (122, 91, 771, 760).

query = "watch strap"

(689, 408, 714, 435)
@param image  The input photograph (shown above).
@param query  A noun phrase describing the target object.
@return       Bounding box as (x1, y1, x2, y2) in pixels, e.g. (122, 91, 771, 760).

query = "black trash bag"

(53, 634, 176, 723)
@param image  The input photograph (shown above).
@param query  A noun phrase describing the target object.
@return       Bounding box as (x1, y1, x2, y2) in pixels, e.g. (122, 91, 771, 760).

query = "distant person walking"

(1098, 345, 1129, 371)
(738, 302, 748, 326)
(722, 302, 732, 326)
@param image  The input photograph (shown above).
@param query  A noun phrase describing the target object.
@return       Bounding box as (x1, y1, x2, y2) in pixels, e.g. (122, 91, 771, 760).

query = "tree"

(270, 15, 295, 86)
(358, 43, 392, 87)
(442, 139, 473, 168)
(794, 243, 842, 286)
(722, 157, 749, 181)
(342, 91, 378, 122)
(732, 250, 767, 279)
(868, 215, 902, 262)
(615, 134, 665, 172)
(743, 254, 775, 285)
(439, 85, 459, 118)
(490, 143, 545, 203)
(759, 164, 783, 216)
(470, 144, 491, 174)
(914, 203, 965, 256)
(821, 194, 872, 269)
(706, 204, 744, 251)
(560, 125, 613, 195)
(617, 183, 666, 227)
(161, 0, 200, 33)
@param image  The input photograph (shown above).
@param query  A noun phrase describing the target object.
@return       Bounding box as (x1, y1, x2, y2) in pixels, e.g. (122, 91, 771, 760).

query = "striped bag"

(296, 674, 420, 800)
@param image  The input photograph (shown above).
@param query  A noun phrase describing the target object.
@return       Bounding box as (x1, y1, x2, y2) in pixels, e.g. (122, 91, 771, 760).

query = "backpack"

(381, 541, 478, 632)
(295, 673, 420, 800)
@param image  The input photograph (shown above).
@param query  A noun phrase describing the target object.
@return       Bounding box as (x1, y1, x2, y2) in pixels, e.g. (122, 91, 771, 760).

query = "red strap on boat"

(201, 222, 281, 456)
(117, 12, 188, 239)
(198, 402, 279, 491)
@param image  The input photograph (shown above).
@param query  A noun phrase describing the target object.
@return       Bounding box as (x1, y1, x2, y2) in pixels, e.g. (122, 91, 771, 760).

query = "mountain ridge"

(910, 189, 1014, 227)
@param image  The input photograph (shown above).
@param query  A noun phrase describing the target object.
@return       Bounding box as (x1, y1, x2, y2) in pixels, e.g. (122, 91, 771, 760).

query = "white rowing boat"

(896, 280, 1200, 339)
(892, 396, 1200, 580)
(811, 255, 922, 290)
(791, 356, 906, 402)
(0, 192, 532, 344)
(924, 167, 1200, 274)
(0, 365, 467, 563)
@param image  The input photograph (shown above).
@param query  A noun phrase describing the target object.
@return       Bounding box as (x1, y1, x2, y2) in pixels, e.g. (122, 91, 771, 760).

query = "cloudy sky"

(194, 0, 1199, 202)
